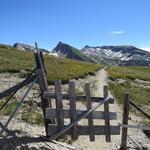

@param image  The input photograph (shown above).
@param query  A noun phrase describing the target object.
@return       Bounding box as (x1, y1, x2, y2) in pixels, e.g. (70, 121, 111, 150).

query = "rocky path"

(72, 68, 121, 150)
(72, 69, 150, 150)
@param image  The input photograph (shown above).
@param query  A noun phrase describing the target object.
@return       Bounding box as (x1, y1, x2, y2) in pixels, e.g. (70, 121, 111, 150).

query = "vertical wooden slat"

(34, 43, 54, 137)
(35, 69, 50, 135)
(104, 85, 111, 142)
(69, 81, 78, 140)
(55, 80, 64, 136)
(85, 83, 95, 141)
(120, 93, 130, 150)
(40, 51, 47, 75)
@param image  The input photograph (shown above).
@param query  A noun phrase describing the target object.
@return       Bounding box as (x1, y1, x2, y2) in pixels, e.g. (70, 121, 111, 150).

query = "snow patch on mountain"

(82, 45, 150, 66)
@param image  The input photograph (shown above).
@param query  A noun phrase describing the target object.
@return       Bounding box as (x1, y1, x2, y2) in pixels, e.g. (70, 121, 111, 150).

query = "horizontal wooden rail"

(129, 100, 150, 120)
(48, 96, 111, 140)
(0, 81, 18, 84)
(43, 92, 114, 104)
(45, 108, 117, 120)
(120, 124, 150, 131)
(0, 75, 36, 99)
(0, 79, 37, 136)
(48, 125, 120, 136)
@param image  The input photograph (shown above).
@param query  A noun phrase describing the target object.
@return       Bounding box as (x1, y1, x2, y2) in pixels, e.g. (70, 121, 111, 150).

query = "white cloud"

(109, 31, 125, 37)
(141, 47, 150, 52)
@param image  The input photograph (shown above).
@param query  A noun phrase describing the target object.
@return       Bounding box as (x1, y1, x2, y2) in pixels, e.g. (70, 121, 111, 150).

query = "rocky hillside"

(52, 42, 95, 63)
(82, 45, 150, 66)
(13, 43, 50, 54)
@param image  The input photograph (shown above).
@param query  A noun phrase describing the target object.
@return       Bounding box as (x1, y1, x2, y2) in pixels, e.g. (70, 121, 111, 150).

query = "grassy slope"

(107, 66, 150, 106)
(0, 45, 102, 125)
(108, 66, 150, 81)
(70, 46, 90, 61)
(0, 45, 102, 83)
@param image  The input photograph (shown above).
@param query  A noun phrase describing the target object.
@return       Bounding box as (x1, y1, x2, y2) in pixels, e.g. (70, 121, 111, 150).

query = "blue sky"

(0, 0, 150, 51)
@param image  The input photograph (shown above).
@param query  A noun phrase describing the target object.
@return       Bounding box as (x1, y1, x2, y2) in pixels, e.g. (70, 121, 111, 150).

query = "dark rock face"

(52, 42, 94, 63)
(82, 45, 150, 66)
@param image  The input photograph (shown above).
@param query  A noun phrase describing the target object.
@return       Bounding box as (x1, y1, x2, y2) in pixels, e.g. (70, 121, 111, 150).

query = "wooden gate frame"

(43, 81, 120, 142)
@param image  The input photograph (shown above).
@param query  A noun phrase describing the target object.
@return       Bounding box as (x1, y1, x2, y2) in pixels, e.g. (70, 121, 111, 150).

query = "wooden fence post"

(55, 80, 64, 138)
(69, 81, 78, 140)
(120, 93, 130, 150)
(85, 83, 95, 141)
(104, 86, 111, 142)
(34, 43, 54, 137)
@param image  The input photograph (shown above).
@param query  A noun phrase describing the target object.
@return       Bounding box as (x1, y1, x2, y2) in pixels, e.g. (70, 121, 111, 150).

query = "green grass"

(0, 45, 102, 84)
(108, 66, 150, 106)
(109, 81, 150, 105)
(107, 66, 150, 81)
(21, 106, 44, 125)
(0, 99, 44, 125)
(0, 100, 18, 115)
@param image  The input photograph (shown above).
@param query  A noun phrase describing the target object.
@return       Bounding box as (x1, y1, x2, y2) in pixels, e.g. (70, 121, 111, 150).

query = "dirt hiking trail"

(72, 69, 121, 150)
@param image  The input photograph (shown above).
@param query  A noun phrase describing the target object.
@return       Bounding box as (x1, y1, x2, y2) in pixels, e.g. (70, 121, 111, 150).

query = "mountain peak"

(52, 42, 94, 63)
(57, 41, 63, 46)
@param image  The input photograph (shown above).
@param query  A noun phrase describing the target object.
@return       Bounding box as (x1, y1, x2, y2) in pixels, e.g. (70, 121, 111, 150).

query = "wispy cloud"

(109, 31, 125, 37)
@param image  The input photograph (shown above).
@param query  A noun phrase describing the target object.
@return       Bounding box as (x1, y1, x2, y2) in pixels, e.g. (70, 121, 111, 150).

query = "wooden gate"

(0, 43, 120, 143)
(43, 80, 120, 142)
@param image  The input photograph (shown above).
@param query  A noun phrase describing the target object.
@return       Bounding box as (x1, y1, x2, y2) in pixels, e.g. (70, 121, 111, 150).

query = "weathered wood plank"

(129, 100, 150, 119)
(0, 79, 37, 136)
(0, 74, 36, 99)
(69, 81, 78, 140)
(85, 83, 95, 141)
(47, 96, 111, 140)
(55, 80, 64, 133)
(34, 46, 54, 136)
(120, 93, 130, 150)
(120, 124, 150, 131)
(43, 92, 114, 104)
(103, 86, 111, 142)
(45, 109, 117, 120)
(48, 125, 120, 136)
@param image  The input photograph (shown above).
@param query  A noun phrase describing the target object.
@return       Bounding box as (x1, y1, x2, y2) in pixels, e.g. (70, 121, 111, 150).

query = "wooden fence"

(120, 93, 150, 150)
(0, 43, 121, 144)
(43, 80, 120, 142)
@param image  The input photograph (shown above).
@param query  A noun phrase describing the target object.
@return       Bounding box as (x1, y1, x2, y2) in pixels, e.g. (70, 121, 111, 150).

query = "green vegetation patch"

(107, 66, 150, 81)
(108, 66, 150, 107)
(0, 100, 18, 115)
(21, 106, 44, 125)
(0, 99, 44, 125)
(109, 80, 150, 105)
(0, 45, 102, 84)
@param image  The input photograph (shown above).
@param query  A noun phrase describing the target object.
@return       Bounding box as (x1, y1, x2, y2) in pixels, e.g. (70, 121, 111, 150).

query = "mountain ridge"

(2, 42, 150, 66)
(52, 42, 95, 63)
(82, 45, 150, 66)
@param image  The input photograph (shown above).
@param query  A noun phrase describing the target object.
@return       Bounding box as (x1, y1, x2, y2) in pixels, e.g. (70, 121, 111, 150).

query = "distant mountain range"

(2, 42, 150, 66)
(82, 45, 150, 66)
(51, 42, 150, 66)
